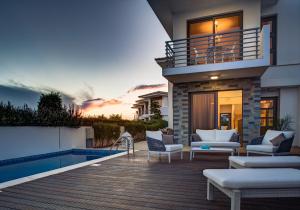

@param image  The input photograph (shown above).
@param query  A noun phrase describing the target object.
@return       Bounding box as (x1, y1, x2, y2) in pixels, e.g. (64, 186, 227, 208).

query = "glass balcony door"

(187, 12, 242, 65)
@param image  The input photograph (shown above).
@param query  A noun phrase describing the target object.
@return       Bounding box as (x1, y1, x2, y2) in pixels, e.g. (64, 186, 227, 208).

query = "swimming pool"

(0, 149, 124, 184)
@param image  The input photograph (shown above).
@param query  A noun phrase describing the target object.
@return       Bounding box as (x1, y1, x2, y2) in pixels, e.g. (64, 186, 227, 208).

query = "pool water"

(0, 149, 122, 183)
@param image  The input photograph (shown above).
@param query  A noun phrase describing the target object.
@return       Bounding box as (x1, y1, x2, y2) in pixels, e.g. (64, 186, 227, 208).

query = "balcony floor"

(0, 149, 299, 210)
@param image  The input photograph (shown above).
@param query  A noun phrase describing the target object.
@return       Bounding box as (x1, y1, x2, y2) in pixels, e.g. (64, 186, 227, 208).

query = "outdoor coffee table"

(190, 147, 234, 160)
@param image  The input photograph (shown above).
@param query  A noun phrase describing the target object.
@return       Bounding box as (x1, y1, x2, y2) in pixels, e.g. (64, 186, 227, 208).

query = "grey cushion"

(247, 144, 278, 153)
(270, 133, 286, 146)
(203, 168, 300, 189)
(191, 133, 202, 142)
(162, 134, 174, 145)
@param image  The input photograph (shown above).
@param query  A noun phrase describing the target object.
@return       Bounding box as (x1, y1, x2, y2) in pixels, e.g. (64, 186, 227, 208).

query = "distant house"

(132, 91, 168, 121)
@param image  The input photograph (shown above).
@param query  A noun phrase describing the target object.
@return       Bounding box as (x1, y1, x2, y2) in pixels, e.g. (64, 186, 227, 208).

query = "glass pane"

(260, 100, 273, 108)
(268, 110, 273, 118)
(189, 20, 213, 37)
(261, 110, 267, 117)
(260, 118, 266, 126)
(268, 118, 273, 126)
(191, 93, 215, 132)
(189, 20, 213, 65)
(215, 15, 242, 33)
(217, 90, 242, 133)
(214, 15, 242, 62)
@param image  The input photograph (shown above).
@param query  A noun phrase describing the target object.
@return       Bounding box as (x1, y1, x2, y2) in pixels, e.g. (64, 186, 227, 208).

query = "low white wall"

(0, 126, 89, 161)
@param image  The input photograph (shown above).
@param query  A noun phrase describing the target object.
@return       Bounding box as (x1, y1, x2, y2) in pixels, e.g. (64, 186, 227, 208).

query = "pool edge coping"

(0, 150, 130, 190)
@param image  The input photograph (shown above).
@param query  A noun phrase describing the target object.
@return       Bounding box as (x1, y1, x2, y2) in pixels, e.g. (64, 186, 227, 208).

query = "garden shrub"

(124, 121, 146, 142)
(93, 122, 120, 147)
(0, 93, 81, 127)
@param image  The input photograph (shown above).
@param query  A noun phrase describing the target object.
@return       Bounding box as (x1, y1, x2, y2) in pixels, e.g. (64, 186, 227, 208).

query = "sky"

(0, 0, 169, 119)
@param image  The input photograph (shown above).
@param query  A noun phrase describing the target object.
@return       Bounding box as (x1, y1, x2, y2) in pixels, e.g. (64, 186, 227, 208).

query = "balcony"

(157, 26, 270, 83)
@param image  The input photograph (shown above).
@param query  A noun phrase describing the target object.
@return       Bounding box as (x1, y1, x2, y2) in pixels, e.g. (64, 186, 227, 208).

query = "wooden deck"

(0, 151, 299, 210)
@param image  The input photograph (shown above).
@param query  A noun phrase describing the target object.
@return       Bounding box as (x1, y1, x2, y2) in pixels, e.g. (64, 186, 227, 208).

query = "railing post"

(256, 28, 258, 59)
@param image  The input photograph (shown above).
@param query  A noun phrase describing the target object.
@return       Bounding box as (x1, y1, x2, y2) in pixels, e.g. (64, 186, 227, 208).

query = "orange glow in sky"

(81, 84, 167, 119)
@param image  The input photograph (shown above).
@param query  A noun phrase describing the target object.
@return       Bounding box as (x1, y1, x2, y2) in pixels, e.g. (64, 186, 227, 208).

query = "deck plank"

(0, 151, 299, 210)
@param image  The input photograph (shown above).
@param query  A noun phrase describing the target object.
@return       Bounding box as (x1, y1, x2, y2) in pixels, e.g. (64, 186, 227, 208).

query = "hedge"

(93, 122, 121, 148)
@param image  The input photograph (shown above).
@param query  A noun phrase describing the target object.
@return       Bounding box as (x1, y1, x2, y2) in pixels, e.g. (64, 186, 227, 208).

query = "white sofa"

(246, 130, 294, 156)
(146, 131, 183, 163)
(191, 129, 240, 151)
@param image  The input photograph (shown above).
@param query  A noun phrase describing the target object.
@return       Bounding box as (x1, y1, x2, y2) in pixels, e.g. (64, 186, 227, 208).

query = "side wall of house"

(262, 0, 300, 65)
(173, 78, 261, 145)
(279, 88, 300, 146)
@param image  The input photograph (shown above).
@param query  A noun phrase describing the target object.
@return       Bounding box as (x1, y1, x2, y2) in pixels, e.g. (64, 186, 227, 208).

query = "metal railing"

(165, 27, 261, 68)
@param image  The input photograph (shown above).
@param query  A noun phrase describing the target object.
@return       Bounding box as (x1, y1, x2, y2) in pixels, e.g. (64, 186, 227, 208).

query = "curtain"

(191, 93, 215, 132)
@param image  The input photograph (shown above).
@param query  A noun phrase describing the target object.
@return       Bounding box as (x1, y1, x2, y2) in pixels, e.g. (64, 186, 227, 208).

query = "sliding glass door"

(187, 12, 242, 65)
(190, 90, 243, 135)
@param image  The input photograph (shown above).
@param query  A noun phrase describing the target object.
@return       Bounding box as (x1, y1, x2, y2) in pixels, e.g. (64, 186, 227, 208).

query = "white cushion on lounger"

(165, 144, 183, 152)
(215, 129, 236, 142)
(196, 129, 216, 141)
(246, 144, 278, 153)
(146, 130, 162, 141)
(262, 130, 294, 145)
(191, 141, 240, 148)
(229, 156, 300, 168)
(203, 168, 300, 189)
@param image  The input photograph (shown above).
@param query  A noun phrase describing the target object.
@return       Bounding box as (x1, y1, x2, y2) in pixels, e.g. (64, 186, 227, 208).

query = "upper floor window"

(187, 12, 243, 64)
(261, 15, 277, 65)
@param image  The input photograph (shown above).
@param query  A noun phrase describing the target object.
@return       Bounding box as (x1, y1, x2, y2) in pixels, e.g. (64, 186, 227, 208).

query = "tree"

(37, 92, 65, 126)
(38, 92, 63, 113)
(150, 100, 161, 120)
(109, 114, 122, 121)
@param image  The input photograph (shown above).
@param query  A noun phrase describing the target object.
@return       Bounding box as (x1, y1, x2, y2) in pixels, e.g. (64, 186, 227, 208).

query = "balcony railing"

(165, 27, 263, 68)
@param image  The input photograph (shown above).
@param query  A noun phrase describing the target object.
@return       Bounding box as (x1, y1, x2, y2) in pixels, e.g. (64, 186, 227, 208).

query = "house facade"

(148, 0, 300, 146)
(132, 91, 168, 121)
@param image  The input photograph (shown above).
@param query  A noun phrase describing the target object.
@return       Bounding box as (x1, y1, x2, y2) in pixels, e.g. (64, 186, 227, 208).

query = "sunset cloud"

(81, 98, 122, 113)
(127, 84, 166, 93)
(0, 81, 76, 108)
(0, 81, 167, 119)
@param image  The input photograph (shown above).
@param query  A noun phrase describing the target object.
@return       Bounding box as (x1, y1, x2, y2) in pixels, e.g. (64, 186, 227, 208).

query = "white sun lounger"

(203, 168, 300, 210)
(229, 156, 300, 168)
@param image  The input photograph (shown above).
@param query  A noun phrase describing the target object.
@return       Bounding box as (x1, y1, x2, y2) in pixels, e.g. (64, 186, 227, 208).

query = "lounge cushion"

(203, 168, 300, 189)
(262, 130, 294, 145)
(162, 134, 174, 144)
(216, 129, 236, 142)
(246, 144, 278, 153)
(229, 156, 300, 168)
(270, 133, 286, 146)
(146, 130, 162, 141)
(191, 141, 240, 148)
(196, 129, 216, 141)
(165, 144, 183, 152)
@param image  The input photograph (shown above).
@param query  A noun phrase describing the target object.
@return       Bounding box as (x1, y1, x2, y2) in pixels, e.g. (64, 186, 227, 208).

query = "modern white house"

(148, 0, 300, 146)
(132, 91, 168, 121)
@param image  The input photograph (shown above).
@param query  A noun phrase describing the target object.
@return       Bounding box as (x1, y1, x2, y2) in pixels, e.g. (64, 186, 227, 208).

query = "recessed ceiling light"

(210, 76, 219, 80)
